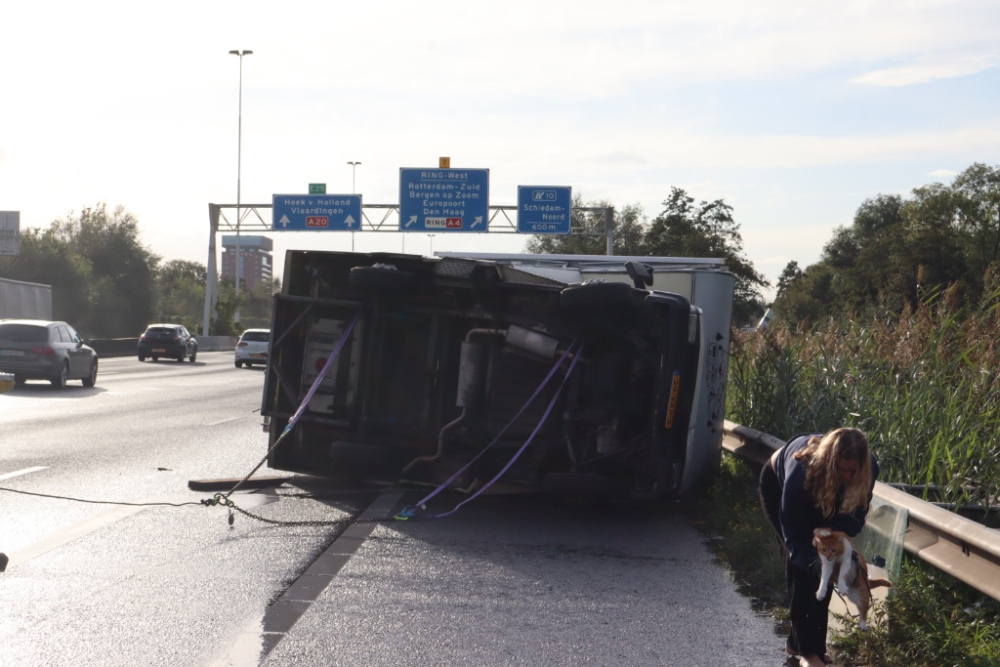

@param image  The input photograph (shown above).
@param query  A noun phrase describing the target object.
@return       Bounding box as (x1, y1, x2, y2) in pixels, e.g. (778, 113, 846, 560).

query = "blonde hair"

(793, 427, 872, 518)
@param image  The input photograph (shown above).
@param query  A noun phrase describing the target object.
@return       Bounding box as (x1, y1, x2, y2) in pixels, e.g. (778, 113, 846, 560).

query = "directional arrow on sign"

(471, 216, 483, 228)
(279, 215, 291, 228)
(405, 215, 417, 228)
(344, 215, 356, 228)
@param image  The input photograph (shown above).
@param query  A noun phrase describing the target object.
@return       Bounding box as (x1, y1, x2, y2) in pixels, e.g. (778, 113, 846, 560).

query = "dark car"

(0, 319, 99, 388)
(138, 324, 197, 362)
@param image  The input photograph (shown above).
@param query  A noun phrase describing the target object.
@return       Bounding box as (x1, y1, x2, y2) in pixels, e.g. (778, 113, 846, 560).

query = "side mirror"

(624, 261, 654, 289)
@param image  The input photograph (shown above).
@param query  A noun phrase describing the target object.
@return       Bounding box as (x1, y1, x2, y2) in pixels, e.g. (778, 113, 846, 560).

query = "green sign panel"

(308, 183, 326, 194)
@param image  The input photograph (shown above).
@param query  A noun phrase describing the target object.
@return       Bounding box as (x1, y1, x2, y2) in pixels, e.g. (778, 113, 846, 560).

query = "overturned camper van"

(261, 251, 735, 500)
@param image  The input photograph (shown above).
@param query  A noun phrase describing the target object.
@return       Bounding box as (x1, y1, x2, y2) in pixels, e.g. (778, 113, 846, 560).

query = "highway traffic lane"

(262, 493, 780, 667)
(0, 481, 786, 667)
(1, 353, 783, 666)
(0, 351, 255, 425)
(0, 480, 382, 667)
(0, 351, 277, 554)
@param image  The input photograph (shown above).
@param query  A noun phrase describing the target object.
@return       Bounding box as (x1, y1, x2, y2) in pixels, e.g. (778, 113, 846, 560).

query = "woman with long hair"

(758, 428, 879, 667)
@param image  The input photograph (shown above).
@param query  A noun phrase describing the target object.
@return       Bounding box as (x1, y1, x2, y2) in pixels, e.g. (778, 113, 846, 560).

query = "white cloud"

(927, 169, 959, 179)
(851, 53, 1000, 86)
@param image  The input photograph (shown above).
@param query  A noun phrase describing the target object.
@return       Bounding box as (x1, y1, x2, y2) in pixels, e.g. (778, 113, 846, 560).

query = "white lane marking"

(99, 371, 119, 376)
(5, 492, 278, 570)
(0, 466, 48, 481)
(6, 503, 151, 569)
(205, 416, 244, 426)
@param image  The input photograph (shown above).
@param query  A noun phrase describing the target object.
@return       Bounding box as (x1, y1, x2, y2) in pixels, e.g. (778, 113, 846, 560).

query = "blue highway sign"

(272, 194, 363, 231)
(517, 186, 572, 234)
(399, 168, 489, 232)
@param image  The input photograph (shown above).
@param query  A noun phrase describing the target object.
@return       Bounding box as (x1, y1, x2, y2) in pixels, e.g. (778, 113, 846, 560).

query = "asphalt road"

(0, 352, 785, 666)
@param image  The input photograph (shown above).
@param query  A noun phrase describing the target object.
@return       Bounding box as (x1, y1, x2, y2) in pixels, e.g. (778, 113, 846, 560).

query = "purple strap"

(402, 340, 579, 515)
(409, 342, 584, 519)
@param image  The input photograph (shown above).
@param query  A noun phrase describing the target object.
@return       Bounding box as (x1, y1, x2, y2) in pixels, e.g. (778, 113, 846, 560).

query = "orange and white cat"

(813, 528, 892, 630)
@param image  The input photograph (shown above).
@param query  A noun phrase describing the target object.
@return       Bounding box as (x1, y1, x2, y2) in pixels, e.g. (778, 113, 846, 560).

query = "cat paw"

(858, 620, 869, 631)
(816, 588, 827, 600)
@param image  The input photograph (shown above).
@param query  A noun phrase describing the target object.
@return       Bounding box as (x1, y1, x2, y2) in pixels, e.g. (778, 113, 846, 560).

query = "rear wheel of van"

(349, 265, 416, 291)
(558, 281, 634, 310)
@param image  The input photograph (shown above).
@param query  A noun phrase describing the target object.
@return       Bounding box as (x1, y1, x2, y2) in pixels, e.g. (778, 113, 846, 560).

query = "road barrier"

(723, 420, 1000, 602)
(89, 336, 238, 358)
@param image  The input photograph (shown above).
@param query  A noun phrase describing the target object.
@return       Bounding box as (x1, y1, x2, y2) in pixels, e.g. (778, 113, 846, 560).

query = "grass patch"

(832, 558, 1000, 667)
(691, 455, 1000, 666)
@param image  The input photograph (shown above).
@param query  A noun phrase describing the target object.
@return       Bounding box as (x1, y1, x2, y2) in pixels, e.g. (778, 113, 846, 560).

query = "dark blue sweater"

(773, 434, 880, 571)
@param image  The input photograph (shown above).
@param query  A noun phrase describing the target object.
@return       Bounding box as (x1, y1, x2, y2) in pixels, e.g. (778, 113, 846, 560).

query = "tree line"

(0, 203, 275, 337)
(526, 188, 770, 325)
(773, 163, 1000, 326)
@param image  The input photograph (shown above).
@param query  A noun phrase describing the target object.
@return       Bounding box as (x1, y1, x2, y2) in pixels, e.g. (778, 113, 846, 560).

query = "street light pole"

(347, 161, 360, 252)
(229, 49, 252, 322)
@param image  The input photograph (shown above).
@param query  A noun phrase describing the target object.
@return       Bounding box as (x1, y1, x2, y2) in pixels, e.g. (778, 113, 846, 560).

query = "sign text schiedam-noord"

(399, 168, 489, 232)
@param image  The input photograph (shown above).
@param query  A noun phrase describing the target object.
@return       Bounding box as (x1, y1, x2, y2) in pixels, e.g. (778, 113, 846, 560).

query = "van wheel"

(559, 282, 634, 310)
(138, 354, 146, 362)
(349, 265, 416, 291)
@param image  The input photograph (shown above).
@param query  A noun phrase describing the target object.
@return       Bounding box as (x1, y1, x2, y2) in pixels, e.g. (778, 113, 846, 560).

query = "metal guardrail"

(723, 420, 1000, 602)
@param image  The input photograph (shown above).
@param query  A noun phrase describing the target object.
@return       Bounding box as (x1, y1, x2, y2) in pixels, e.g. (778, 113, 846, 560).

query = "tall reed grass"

(728, 285, 1000, 510)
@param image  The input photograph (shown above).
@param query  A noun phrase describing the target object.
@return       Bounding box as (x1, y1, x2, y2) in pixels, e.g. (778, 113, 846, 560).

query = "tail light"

(172, 336, 180, 341)
(238, 342, 248, 347)
(31, 346, 56, 355)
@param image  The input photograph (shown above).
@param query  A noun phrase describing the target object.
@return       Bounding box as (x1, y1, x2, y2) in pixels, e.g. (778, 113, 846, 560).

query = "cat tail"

(868, 578, 893, 589)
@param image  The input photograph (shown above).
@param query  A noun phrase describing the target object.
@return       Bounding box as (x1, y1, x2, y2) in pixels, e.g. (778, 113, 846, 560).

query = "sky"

(1, 0, 998, 301)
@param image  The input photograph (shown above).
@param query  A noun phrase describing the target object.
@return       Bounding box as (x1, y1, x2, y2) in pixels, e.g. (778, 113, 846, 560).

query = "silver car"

(234, 329, 270, 368)
(0, 319, 98, 388)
